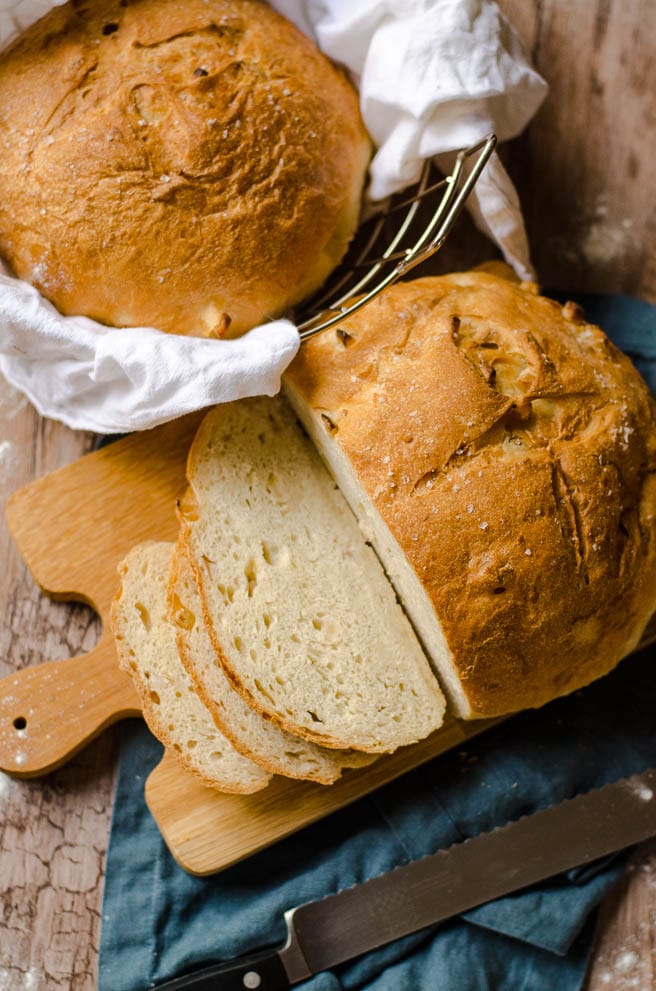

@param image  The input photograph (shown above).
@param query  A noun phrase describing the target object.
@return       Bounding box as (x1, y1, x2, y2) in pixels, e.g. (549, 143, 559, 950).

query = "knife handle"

(151, 948, 290, 991)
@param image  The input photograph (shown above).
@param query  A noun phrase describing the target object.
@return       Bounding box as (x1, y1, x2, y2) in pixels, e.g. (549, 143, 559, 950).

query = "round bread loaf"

(284, 268, 656, 718)
(0, 0, 370, 337)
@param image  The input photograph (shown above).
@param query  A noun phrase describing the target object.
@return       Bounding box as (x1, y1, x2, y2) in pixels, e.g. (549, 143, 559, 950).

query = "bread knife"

(152, 767, 656, 991)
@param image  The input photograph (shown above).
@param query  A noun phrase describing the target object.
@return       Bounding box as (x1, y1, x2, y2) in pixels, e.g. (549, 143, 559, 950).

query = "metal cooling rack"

(296, 133, 497, 341)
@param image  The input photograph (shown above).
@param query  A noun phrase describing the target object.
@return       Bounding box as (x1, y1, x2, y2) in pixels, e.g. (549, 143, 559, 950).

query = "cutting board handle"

(0, 636, 141, 777)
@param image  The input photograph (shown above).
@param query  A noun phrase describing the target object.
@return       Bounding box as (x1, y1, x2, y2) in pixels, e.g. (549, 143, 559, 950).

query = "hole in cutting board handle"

(0, 638, 141, 777)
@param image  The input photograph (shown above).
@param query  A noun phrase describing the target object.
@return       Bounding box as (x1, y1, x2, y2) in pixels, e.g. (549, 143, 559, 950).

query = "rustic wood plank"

(0, 380, 108, 991)
(583, 840, 656, 991)
(498, 0, 656, 302)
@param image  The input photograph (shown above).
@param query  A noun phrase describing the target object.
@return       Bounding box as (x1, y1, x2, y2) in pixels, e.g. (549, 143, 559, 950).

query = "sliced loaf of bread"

(180, 396, 446, 753)
(111, 541, 271, 794)
(283, 270, 656, 718)
(168, 541, 375, 784)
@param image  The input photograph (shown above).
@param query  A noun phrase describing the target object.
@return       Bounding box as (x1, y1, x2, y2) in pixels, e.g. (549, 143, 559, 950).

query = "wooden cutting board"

(0, 413, 503, 874)
(0, 414, 648, 876)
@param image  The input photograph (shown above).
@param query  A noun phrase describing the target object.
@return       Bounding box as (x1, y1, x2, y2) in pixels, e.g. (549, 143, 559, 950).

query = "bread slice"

(111, 541, 271, 794)
(283, 270, 656, 719)
(180, 396, 446, 753)
(168, 541, 375, 784)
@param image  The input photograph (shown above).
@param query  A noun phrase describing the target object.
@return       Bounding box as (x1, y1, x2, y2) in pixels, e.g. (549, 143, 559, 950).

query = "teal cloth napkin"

(99, 293, 656, 991)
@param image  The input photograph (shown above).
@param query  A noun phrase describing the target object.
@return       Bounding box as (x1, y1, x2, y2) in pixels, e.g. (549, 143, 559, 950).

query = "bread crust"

(284, 270, 656, 718)
(0, 0, 370, 337)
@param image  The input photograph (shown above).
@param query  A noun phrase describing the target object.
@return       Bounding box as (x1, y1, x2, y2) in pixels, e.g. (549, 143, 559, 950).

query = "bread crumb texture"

(168, 539, 377, 783)
(182, 396, 446, 753)
(285, 270, 656, 717)
(0, 0, 369, 336)
(111, 540, 271, 793)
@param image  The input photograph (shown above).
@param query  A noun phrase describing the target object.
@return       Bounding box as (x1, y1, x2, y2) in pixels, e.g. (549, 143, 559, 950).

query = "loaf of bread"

(168, 540, 375, 783)
(284, 268, 656, 718)
(0, 0, 369, 337)
(179, 396, 446, 752)
(112, 541, 271, 793)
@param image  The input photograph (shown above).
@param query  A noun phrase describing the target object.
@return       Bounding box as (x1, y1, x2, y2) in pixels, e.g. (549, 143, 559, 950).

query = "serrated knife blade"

(153, 768, 656, 991)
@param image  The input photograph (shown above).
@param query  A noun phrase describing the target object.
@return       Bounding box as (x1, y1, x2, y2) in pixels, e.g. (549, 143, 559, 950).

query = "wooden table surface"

(1, 1, 655, 987)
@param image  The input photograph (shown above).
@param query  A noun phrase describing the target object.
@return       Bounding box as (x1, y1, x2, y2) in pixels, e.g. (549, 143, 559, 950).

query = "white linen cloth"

(0, 0, 547, 433)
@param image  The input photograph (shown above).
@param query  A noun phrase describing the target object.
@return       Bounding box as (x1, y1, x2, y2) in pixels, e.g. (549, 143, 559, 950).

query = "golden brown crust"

(285, 270, 656, 717)
(0, 0, 370, 337)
